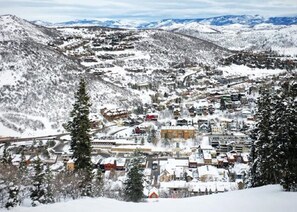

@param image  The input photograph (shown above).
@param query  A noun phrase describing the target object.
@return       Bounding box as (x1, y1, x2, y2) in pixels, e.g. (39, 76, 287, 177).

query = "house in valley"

(100, 107, 130, 121)
(160, 126, 196, 140)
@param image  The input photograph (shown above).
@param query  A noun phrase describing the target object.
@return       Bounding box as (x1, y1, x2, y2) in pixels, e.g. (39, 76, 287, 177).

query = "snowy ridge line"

(31, 15, 297, 29)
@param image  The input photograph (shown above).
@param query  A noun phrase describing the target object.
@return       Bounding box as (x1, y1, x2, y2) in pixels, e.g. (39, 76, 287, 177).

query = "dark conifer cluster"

(250, 79, 297, 191)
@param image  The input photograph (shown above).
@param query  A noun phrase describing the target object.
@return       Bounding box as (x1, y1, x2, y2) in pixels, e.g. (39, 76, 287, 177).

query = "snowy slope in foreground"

(10, 185, 297, 212)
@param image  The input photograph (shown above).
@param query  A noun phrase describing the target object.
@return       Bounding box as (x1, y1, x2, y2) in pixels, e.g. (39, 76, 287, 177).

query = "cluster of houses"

(6, 83, 255, 198)
(54, 28, 138, 66)
(83, 79, 257, 196)
(221, 51, 297, 70)
(80, 150, 246, 198)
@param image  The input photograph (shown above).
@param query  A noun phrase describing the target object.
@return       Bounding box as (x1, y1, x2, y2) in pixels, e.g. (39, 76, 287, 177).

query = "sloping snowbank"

(8, 185, 297, 212)
(220, 64, 285, 78)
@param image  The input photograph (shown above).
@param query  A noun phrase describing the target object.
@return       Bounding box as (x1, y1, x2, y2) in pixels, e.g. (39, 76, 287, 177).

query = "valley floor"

(8, 185, 297, 212)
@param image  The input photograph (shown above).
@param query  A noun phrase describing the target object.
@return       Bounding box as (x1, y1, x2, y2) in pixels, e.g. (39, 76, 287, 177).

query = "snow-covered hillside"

(0, 15, 141, 137)
(135, 30, 229, 67)
(32, 14, 297, 55)
(9, 185, 297, 212)
(0, 15, 294, 137)
(0, 15, 232, 136)
(168, 23, 297, 55)
(0, 15, 59, 44)
(148, 16, 297, 56)
(56, 27, 230, 69)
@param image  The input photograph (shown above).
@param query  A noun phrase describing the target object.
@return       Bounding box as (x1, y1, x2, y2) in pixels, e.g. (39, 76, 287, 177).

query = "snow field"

(8, 185, 297, 212)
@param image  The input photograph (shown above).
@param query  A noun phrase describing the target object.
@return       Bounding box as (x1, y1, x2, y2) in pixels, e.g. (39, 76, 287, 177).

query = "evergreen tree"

(18, 150, 30, 205)
(77, 170, 93, 197)
(19, 150, 27, 172)
(68, 79, 92, 170)
(30, 157, 46, 207)
(269, 89, 287, 184)
(151, 128, 158, 145)
(141, 137, 145, 145)
(44, 165, 54, 204)
(123, 151, 144, 202)
(147, 133, 152, 143)
(250, 80, 297, 191)
(2, 165, 20, 209)
(135, 104, 144, 115)
(164, 92, 169, 98)
(67, 79, 93, 195)
(1, 142, 12, 165)
(220, 98, 226, 111)
(53, 170, 80, 201)
(163, 133, 170, 147)
(278, 81, 297, 191)
(93, 168, 104, 197)
(250, 89, 274, 187)
(5, 182, 20, 209)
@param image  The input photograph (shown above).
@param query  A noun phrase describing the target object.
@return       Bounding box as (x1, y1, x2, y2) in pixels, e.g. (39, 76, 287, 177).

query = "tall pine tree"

(250, 79, 297, 191)
(278, 81, 297, 191)
(18, 150, 30, 205)
(44, 165, 54, 204)
(67, 78, 93, 196)
(30, 157, 46, 207)
(123, 150, 144, 202)
(93, 168, 104, 197)
(250, 88, 276, 187)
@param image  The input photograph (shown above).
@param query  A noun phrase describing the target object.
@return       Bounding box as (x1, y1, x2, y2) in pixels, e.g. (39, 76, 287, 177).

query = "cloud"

(0, 0, 296, 22)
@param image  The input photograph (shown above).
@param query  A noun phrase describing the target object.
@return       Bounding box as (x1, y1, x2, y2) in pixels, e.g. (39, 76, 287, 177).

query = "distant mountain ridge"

(32, 15, 297, 29)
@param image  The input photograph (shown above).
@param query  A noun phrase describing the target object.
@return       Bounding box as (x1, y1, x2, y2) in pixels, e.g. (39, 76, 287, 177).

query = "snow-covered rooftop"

(161, 126, 196, 130)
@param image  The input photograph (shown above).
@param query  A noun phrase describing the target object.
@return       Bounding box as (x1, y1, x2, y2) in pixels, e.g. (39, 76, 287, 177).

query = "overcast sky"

(1, 0, 297, 22)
